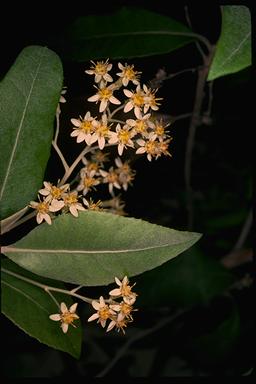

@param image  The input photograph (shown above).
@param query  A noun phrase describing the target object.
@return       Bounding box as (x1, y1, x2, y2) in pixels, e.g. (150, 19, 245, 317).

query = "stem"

(171, 113, 192, 123)
(184, 45, 215, 230)
(232, 209, 253, 251)
(109, 118, 126, 125)
(52, 111, 69, 173)
(96, 309, 184, 377)
(59, 143, 115, 185)
(1, 211, 36, 234)
(2, 267, 93, 304)
(109, 104, 125, 119)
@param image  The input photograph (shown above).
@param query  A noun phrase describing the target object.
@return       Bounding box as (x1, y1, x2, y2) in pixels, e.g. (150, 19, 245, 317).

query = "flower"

(116, 62, 141, 86)
(70, 112, 97, 145)
(76, 169, 101, 195)
(99, 167, 121, 195)
(83, 197, 103, 211)
(49, 302, 79, 334)
(38, 181, 69, 202)
(115, 157, 135, 191)
(136, 133, 172, 161)
(125, 110, 151, 137)
(29, 198, 64, 225)
(110, 301, 136, 321)
(101, 195, 126, 216)
(88, 84, 121, 113)
(93, 114, 113, 150)
(85, 59, 113, 84)
(142, 84, 162, 113)
(123, 85, 146, 118)
(88, 296, 116, 328)
(109, 276, 137, 305)
(149, 119, 171, 140)
(108, 123, 135, 156)
(63, 191, 85, 217)
(106, 312, 130, 334)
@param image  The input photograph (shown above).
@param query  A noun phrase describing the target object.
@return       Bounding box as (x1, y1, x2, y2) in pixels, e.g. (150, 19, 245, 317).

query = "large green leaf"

(2, 211, 201, 286)
(1, 259, 81, 359)
(208, 6, 251, 81)
(0, 46, 63, 220)
(57, 7, 195, 61)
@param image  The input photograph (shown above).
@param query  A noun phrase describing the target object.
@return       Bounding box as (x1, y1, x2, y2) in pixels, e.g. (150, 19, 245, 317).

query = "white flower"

(123, 85, 146, 118)
(88, 296, 116, 328)
(93, 114, 113, 150)
(116, 62, 141, 86)
(29, 199, 64, 225)
(110, 301, 136, 321)
(108, 123, 135, 156)
(63, 191, 85, 217)
(83, 198, 103, 211)
(99, 167, 121, 195)
(142, 84, 162, 113)
(135, 132, 158, 162)
(115, 157, 135, 191)
(85, 59, 113, 84)
(38, 181, 69, 202)
(49, 302, 79, 334)
(109, 276, 137, 305)
(106, 312, 129, 334)
(70, 112, 98, 145)
(88, 84, 121, 113)
(76, 169, 101, 195)
(126, 110, 151, 137)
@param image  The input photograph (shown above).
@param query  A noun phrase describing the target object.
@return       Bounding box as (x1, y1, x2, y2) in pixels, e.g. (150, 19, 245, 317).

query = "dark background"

(1, 2, 254, 377)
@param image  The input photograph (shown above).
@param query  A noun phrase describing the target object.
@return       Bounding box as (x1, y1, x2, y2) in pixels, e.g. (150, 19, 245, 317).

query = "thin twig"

(1, 267, 93, 304)
(184, 6, 206, 59)
(96, 310, 184, 377)
(1, 211, 36, 234)
(232, 209, 253, 251)
(205, 80, 214, 117)
(171, 113, 192, 123)
(52, 141, 69, 173)
(184, 45, 215, 230)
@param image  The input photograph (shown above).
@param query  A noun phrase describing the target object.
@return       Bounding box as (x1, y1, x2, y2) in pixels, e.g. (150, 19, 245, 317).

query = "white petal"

(49, 314, 61, 321)
(43, 214, 52, 225)
(99, 296, 105, 307)
(109, 288, 122, 296)
(77, 133, 86, 143)
(104, 73, 113, 82)
(137, 139, 145, 146)
(61, 302, 68, 313)
(134, 107, 142, 119)
(95, 74, 102, 83)
(70, 205, 78, 217)
(38, 188, 49, 196)
(99, 99, 108, 113)
(88, 94, 99, 102)
(136, 147, 146, 155)
(92, 300, 100, 310)
(71, 130, 79, 137)
(115, 277, 122, 286)
(124, 102, 133, 113)
(124, 89, 133, 97)
(36, 213, 43, 224)
(71, 118, 81, 127)
(88, 313, 99, 322)
(107, 320, 116, 332)
(110, 96, 121, 105)
(98, 136, 105, 150)
(118, 144, 124, 156)
(61, 323, 69, 333)
(69, 303, 78, 313)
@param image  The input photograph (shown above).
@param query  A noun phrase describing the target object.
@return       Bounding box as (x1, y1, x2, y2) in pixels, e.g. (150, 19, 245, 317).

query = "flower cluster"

(71, 59, 172, 161)
(88, 276, 137, 334)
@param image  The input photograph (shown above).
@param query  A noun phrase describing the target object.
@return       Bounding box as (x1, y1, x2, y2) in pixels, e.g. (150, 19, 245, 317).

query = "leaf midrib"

(0, 47, 47, 201)
(218, 31, 250, 70)
(3, 241, 192, 254)
(73, 30, 194, 41)
(2, 279, 48, 313)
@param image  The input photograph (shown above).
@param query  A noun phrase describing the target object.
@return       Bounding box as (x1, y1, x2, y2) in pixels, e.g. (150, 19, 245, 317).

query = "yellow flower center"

(51, 186, 63, 199)
(61, 312, 79, 325)
(96, 124, 109, 137)
(99, 88, 113, 100)
(83, 177, 98, 188)
(124, 66, 137, 80)
(99, 306, 111, 320)
(95, 62, 109, 75)
(155, 124, 165, 136)
(133, 93, 144, 106)
(135, 120, 147, 133)
(80, 120, 93, 133)
(118, 130, 131, 144)
(64, 193, 78, 205)
(145, 140, 158, 155)
(121, 284, 133, 296)
(37, 202, 49, 213)
(120, 302, 132, 315)
(106, 171, 119, 183)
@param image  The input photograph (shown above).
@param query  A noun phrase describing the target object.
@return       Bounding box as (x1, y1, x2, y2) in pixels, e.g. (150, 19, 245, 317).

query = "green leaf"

(208, 6, 251, 81)
(136, 247, 235, 307)
(3, 211, 201, 286)
(1, 259, 82, 359)
(58, 7, 195, 61)
(0, 46, 63, 220)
